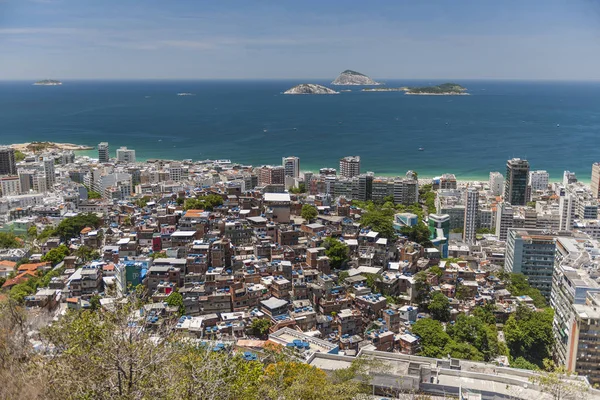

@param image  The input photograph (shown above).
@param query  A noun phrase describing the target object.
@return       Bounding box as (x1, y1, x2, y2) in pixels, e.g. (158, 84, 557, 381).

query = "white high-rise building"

(169, 162, 183, 182)
(463, 187, 478, 244)
(339, 156, 360, 178)
(495, 202, 514, 241)
(116, 147, 136, 163)
(0, 176, 21, 196)
(489, 172, 504, 196)
(98, 142, 110, 163)
(529, 170, 549, 192)
(559, 194, 575, 231)
(563, 171, 577, 186)
(282, 156, 300, 178)
(43, 157, 55, 190)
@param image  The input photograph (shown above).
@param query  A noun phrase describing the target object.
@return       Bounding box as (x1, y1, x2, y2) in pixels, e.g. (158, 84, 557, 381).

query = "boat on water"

(419, 147, 425, 151)
(177, 92, 195, 96)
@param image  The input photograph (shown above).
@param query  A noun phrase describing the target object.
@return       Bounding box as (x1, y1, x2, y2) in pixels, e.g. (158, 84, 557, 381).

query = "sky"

(2, 0, 600, 80)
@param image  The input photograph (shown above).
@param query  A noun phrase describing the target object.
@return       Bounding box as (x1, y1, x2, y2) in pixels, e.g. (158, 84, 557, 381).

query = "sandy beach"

(10, 142, 94, 152)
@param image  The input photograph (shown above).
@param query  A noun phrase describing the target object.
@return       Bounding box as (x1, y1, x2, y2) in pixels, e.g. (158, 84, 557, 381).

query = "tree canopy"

(41, 244, 70, 266)
(428, 292, 451, 322)
(183, 194, 224, 211)
(301, 204, 318, 221)
(323, 237, 349, 269)
(0, 232, 22, 248)
(504, 306, 555, 368)
(502, 273, 547, 308)
(51, 213, 102, 241)
(0, 297, 372, 400)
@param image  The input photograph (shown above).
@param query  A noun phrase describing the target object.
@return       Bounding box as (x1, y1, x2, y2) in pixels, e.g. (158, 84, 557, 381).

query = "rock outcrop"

(283, 84, 339, 95)
(331, 70, 380, 85)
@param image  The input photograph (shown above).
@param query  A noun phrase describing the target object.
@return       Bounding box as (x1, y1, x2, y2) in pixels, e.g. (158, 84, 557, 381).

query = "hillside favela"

(3, 1, 600, 400)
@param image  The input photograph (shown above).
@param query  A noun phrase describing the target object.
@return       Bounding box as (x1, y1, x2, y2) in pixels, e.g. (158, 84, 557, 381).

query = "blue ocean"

(1, 80, 599, 181)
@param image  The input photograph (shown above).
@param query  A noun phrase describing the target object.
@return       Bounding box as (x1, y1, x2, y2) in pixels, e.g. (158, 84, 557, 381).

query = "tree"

(504, 306, 554, 367)
(358, 202, 397, 239)
(443, 341, 484, 361)
(511, 357, 540, 371)
(75, 245, 100, 262)
(14, 150, 26, 162)
(301, 204, 318, 222)
(323, 237, 349, 269)
(414, 271, 432, 310)
(88, 190, 102, 199)
(411, 318, 451, 358)
(250, 318, 272, 338)
(0, 232, 22, 248)
(184, 194, 224, 211)
(89, 294, 101, 311)
(446, 314, 501, 361)
(504, 273, 547, 308)
(150, 251, 168, 260)
(27, 226, 38, 239)
(54, 213, 101, 241)
(289, 183, 306, 194)
(337, 271, 349, 283)
(41, 244, 70, 266)
(0, 295, 371, 400)
(530, 360, 588, 400)
(400, 223, 432, 246)
(428, 292, 451, 322)
(166, 291, 185, 316)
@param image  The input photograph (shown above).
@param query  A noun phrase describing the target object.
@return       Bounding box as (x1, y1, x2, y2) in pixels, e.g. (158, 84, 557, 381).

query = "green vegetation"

(184, 194, 224, 211)
(37, 213, 102, 241)
(41, 244, 70, 266)
(14, 150, 26, 162)
(0, 297, 372, 400)
(451, 227, 463, 234)
(355, 200, 397, 239)
(323, 237, 349, 269)
(337, 271, 349, 283)
(476, 227, 494, 234)
(428, 292, 451, 322)
(504, 306, 555, 368)
(9, 265, 64, 303)
(0, 232, 22, 248)
(166, 291, 185, 316)
(87, 190, 102, 199)
(135, 198, 149, 208)
(289, 183, 306, 194)
(74, 245, 100, 262)
(150, 251, 168, 260)
(250, 318, 272, 338)
(301, 204, 318, 221)
(502, 272, 547, 308)
(405, 82, 467, 94)
(527, 201, 537, 208)
(419, 184, 437, 215)
(530, 359, 589, 399)
(412, 306, 505, 362)
(400, 223, 432, 246)
(414, 271, 432, 309)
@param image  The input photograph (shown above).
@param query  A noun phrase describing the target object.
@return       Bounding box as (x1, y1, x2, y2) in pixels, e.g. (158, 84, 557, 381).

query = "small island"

(33, 79, 62, 86)
(404, 83, 468, 95)
(283, 84, 339, 95)
(331, 70, 380, 86)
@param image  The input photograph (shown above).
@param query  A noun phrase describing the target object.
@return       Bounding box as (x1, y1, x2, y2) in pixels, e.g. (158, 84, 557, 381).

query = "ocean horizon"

(1, 79, 599, 183)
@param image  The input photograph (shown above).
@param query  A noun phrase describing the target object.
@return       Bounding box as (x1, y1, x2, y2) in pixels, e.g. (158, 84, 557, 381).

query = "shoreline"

(9, 142, 94, 152)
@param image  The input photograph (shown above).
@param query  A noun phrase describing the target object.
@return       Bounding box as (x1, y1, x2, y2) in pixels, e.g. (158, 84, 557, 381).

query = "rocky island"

(283, 84, 339, 95)
(331, 70, 380, 85)
(404, 82, 468, 95)
(33, 79, 62, 86)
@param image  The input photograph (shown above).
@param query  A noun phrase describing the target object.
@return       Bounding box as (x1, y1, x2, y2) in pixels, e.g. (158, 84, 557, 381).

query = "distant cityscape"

(1, 141, 600, 398)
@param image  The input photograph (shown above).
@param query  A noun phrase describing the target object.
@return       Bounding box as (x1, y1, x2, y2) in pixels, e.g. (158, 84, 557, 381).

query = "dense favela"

(0, 141, 598, 399)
